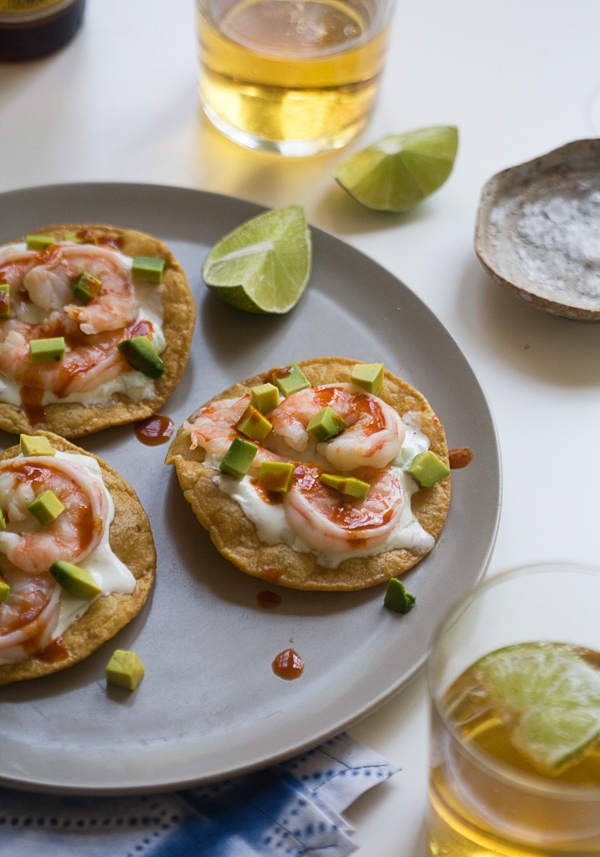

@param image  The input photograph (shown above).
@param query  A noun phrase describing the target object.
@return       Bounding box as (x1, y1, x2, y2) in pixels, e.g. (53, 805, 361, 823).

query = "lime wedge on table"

(333, 126, 458, 212)
(475, 642, 600, 775)
(202, 204, 311, 313)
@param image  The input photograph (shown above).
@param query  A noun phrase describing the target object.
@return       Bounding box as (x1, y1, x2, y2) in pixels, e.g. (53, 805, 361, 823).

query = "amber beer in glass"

(427, 563, 600, 857)
(195, 0, 396, 156)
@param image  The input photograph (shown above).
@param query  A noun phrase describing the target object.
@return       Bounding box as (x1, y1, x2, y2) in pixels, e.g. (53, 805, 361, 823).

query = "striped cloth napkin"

(0, 733, 398, 856)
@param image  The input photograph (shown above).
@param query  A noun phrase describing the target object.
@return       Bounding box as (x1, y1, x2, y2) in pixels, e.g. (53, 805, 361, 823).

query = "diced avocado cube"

(220, 437, 258, 478)
(0, 579, 10, 603)
(72, 271, 102, 304)
(0, 509, 5, 531)
(131, 256, 165, 283)
(29, 336, 65, 363)
(117, 335, 165, 379)
(236, 405, 273, 442)
(351, 362, 385, 395)
(106, 649, 145, 691)
(320, 472, 370, 499)
(19, 434, 56, 457)
(50, 560, 102, 600)
(27, 489, 65, 525)
(257, 460, 295, 493)
(272, 363, 310, 397)
(0, 283, 10, 319)
(250, 383, 279, 414)
(384, 578, 416, 614)
(407, 450, 450, 488)
(26, 234, 55, 251)
(307, 406, 347, 442)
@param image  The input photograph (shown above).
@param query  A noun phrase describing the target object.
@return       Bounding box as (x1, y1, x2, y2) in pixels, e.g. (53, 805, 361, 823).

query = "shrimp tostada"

(166, 357, 451, 591)
(0, 223, 195, 438)
(0, 431, 155, 684)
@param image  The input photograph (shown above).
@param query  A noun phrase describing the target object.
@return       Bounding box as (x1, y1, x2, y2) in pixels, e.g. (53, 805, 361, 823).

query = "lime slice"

(333, 126, 458, 212)
(475, 642, 600, 775)
(202, 204, 311, 313)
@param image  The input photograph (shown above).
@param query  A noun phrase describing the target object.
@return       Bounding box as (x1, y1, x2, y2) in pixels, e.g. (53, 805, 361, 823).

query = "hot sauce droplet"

(448, 446, 474, 469)
(134, 414, 174, 446)
(260, 566, 283, 584)
(257, 590, 282, 609)
(37, 637, 69, 663)
(272, 648, 304, 680)
(20, 386, 46, 429)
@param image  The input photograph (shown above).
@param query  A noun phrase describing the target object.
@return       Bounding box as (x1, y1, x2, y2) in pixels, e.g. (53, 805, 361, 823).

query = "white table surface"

(2, 1, 600, 853)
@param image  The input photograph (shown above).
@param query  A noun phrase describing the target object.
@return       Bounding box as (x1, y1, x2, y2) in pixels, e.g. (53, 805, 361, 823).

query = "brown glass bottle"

(0, 0, 86, 61)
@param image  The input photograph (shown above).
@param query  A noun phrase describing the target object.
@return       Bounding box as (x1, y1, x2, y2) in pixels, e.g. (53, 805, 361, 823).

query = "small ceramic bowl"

(475, 139, 600, 321)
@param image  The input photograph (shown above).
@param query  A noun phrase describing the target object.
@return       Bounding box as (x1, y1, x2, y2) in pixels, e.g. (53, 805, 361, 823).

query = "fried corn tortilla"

(166, 357, 450, 591)
(0, 432, 155, 684)
(0, 223, 195, 438)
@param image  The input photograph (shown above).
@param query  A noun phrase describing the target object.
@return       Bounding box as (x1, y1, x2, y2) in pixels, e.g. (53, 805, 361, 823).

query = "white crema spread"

(206, 410, 435, 569)
(0, 242, 165, 407)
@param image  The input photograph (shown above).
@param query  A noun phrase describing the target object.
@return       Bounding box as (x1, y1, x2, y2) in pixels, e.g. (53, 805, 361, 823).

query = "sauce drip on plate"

(134, 415, 174, 446)
(448, 447, 474, 469)
(257, 590, 282, 609)
(272, 648, 304, 680)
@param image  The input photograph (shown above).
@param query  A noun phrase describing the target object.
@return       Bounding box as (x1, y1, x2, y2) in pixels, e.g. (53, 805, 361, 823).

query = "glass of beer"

(427, 562, 600, 857)
(195, 0, 397, 155)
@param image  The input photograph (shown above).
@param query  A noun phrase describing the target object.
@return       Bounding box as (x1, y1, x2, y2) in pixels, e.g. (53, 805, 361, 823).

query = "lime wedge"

(333, 126, 458, 212)
(475, 642, 600, 775)
(202, 204, 311, 313)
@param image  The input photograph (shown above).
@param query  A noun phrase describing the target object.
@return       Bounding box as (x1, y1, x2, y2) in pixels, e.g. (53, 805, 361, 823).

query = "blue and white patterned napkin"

(0, 733, 398, 856)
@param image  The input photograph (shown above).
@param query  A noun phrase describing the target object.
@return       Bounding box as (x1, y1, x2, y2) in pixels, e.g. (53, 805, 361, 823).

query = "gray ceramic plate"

(0, 183, 501, 794)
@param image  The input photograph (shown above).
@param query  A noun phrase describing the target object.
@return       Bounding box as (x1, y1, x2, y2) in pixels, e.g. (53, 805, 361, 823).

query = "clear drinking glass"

(195, 0, 397, 156)
(427, 562, 600, 857)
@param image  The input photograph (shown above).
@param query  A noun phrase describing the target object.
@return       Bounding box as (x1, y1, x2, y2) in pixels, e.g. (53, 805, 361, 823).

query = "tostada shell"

(166, 356, 450, 591)
(0, 432, 156, 684)
(0, 223, 196, 437)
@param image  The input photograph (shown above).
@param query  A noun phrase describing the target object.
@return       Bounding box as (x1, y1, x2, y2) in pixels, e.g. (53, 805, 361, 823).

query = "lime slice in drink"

(333, 126, 459, 212)
(475, 642, 600, 775)
(202, 204, 312, 314)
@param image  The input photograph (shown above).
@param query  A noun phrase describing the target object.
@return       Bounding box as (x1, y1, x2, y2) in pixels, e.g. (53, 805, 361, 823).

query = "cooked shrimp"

(0, 325, 30, 373)
(185, 395, 251, 457)
(21, 264, 73, 313)
(283, 464, 405, 554)
(60, 333, 127, 395)
(23, 243, 139, 335)
(0, 322, 129, 397)
(184, 394, 282, 473)
(269, 384, 405, 471)
(0, 246, 43, 324)
(0, 456, 107, 575)
(0, 570, 60, 661)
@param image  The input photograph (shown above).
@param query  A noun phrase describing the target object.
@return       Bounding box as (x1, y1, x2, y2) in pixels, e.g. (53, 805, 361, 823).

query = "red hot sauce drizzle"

(37, 636, 70, 663)
(270, 366, 293, 384)
(260, 566, 283, 584)
(272, 648, 304, 680)
(71, 229, 124, 252)
(256, 590, 282, 609)
(448, 446, 474, 469)
(19, 386, 46, 429)
(134, 414, 174, 446)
